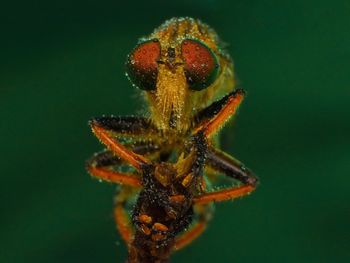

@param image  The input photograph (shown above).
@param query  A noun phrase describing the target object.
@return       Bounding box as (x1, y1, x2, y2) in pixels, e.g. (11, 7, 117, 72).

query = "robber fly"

(86, 17, 258, 263)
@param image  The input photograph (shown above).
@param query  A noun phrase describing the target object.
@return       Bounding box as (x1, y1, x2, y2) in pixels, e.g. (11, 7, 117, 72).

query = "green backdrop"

(1, 0, 349, 262)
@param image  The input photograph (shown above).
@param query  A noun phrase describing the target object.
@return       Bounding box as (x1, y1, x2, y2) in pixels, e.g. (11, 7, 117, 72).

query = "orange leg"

(114, 187, 137, 244)
(195, 89, 245, 138)
(204, 89, 244, 137)
(114, 202, 133, 243)
(206, 146, 258, 186)
(91, 124, 150, 170)
(193, 185, 255, 205)
(175, 203, 213, 250)
(182, 185, 255, 248)
(86, 150, 142, 187)
(87, 166, 141, 187)
(175, 221, 207, 250)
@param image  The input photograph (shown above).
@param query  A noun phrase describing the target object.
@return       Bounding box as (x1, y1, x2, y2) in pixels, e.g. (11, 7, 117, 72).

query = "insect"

(86, 17, 258, 263)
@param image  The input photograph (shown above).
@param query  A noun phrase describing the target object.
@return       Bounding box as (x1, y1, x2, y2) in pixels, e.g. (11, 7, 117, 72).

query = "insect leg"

(86, 151, 137, 242)
(174, 203, 213, 250)
(193, 147, 258, 205)
(206, 147, 258, 185)
(194, 89, 245, 138)
(173, 133, 211, 249)
(86, 150, 141, 187)
(89, 116, 155, 170)
(193, 185, 254, 204)
(87, 137, 162, 186)
(114, 186, 138, 244)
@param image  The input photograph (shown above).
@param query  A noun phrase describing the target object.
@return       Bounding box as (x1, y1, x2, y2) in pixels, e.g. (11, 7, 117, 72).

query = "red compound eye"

(181, 39, 219, 91)
(126, 39, 161, 90)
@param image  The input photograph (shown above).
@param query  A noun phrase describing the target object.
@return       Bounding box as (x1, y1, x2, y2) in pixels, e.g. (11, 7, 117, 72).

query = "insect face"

(126, 18, 234, 132)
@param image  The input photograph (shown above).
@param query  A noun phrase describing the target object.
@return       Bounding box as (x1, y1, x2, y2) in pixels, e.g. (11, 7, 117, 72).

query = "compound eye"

(181, 39, 220, 91)
(126, 39, 161, 91)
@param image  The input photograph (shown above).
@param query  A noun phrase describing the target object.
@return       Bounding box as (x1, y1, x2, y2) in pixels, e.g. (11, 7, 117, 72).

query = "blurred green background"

(1, 0, 349, 262)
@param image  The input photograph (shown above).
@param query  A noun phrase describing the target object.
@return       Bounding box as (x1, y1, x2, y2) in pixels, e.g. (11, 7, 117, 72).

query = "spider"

(86, 17, 258, 263)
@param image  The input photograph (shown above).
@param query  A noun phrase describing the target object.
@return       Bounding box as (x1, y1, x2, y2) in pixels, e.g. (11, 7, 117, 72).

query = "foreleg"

(89, 116, 156, 170)
(193, 147, 258, 205)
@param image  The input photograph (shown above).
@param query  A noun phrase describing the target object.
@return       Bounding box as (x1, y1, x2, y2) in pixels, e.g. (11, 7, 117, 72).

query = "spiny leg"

(194, 147, 258, 205)
(87, 160, 141, 187)
(91, 116, 157, 136)
(207, 147, 258, 185)
(86, 151, 140, 242)
(89, 116, 158, 170)
(187, 131, 209, 180)
(174, 203, 213, 250)
(86, 139, 161, 186)
(114, 186, 139, 244)
(173, 134, 211, 250)
(194, 89, 245, 138)
(86, 149, 142, 186)
(90, 127, 147, 170)
(86, 151, 138, 242)
(194, 89, 241, 124)
(193, 185, 255, 205)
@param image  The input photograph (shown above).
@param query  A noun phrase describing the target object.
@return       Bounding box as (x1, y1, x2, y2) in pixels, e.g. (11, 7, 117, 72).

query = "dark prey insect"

(86, 17, 258, 263)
